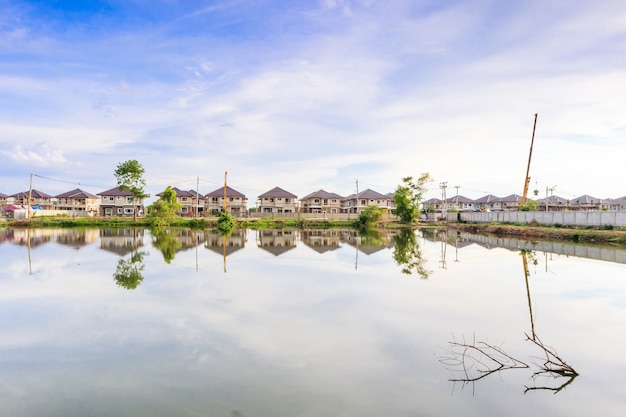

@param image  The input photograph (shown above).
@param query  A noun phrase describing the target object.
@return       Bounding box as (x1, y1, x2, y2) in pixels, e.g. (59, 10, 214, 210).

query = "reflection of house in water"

(204, 229, 247, 256)
(256, 229, 297, 256)
(55, 229, 99, 250)
(300, 229, 341, 253)
(0, 228, 9, 245)
(340, 229, 395, 255)
(165, 229, 207, 252)
(99, 229, 145, 256)
(8, 229, 56, 247)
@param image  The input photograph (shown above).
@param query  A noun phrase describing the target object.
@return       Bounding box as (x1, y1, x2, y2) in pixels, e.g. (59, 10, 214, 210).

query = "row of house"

(423, 194, 626, 212)
(0, 185, 395, 217)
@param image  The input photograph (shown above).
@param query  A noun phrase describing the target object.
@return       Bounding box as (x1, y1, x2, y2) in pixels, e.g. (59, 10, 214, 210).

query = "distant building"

(97, 187, 146, 217)
(256, 186, 298, 214)
(205, 186, 248, 216)
(299, 189, 343, 214)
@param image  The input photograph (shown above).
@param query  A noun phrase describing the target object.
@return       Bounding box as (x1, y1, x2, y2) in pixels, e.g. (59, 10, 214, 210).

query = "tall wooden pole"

(521, 113, 538, 205)
(27, 173, 33, 219)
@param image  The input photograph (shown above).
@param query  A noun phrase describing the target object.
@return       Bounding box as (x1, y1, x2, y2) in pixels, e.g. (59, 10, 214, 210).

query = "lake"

(1, 227, 625, 417)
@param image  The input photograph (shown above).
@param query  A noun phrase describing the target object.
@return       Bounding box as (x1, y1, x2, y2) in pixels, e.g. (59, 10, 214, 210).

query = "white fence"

(457, 211, 626, 227)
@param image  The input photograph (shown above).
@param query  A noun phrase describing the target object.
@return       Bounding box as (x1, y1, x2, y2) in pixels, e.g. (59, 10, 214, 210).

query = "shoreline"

(446, 222, 626, 245)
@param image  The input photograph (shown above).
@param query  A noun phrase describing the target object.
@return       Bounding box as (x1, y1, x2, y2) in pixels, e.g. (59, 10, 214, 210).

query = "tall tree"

(114, 160, 148, 221)
(148, 186, 182, 227)
(393, 173, 431, 224)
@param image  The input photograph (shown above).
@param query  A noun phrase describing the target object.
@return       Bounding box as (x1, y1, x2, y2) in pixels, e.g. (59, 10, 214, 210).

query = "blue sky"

(1, 0, 625, 202)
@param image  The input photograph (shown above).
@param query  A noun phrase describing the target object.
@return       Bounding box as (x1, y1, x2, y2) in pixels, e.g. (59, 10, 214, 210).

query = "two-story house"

(299, 189, 343, 214)
(156, 187, 205, 216)
(256, 186, 298, 214)
(97, 187, 146, 217)
(205, 186, 248, 216)
(56, 188, 100, 216)
(11, 189, 54, 209)
(342, 189, 392, 214)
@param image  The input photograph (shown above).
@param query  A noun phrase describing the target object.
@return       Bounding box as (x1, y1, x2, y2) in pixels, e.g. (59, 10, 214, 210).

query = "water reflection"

(256, 230, 297, 256)
(113, 250, 147, 290)
(440, 248, 579, 394)
(100, 228, 145, 256)
(392, 228, 430, 278)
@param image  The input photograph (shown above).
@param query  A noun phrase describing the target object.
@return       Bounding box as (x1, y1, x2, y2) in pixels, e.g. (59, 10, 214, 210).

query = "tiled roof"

(301, 189, 344, 200)
(11, 189, 53, 198)
(445, 195, 473, 203)
(56, 188, 98, 199)
(345, 189, 391, 200)
(474, 194, 500, 204)
(205, 185, 246, 198)
(258, 186, 297, 198)
(97, 187, 134, 197)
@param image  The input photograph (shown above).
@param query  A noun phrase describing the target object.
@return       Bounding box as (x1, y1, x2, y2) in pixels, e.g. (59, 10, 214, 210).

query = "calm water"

(1, 227, 625, 417)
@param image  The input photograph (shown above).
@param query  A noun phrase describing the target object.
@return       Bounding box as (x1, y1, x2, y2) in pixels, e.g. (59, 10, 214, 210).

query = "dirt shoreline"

(446, 223, 626, 245)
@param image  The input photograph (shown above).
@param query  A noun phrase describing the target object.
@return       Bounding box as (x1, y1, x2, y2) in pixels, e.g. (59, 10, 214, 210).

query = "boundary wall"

(457, 211, 626, 227)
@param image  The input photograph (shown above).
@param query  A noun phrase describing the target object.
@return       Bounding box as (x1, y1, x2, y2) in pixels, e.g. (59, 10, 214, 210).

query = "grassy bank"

(447, 222, 626, 245)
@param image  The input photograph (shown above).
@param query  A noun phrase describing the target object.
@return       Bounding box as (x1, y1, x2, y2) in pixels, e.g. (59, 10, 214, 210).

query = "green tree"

(354, 205, 383, 229)
(151, 228, 182, 264)
(519, 200, 538, 211)
(114, 160, 148, 221)
(113, 251, 147, 289)
(392, 228, 430, 278)
(148, 186, 182, 227)
(393, 173, 432, 224)
(216, 212, 236, 234)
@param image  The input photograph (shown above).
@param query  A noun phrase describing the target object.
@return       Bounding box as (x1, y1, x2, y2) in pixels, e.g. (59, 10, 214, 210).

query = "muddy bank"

(447, 223, 626, 245)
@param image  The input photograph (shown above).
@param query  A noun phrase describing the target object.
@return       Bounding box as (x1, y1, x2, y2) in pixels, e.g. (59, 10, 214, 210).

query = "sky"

(1, 0, 625, 203)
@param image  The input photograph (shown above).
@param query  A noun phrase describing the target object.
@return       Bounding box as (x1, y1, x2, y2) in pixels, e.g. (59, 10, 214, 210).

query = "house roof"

(300, 189, 344, 200)
(571, 195, 601, 205)
(445, 195, 473, 203)
(11, 189, 53, 199)
(498, 194, 523, 203)
(156, 187, 197, 198)
(56, 188, 98, 199)
(474, 194, 500, 204)
(258, 186, 297, 198)
(536, 195, 569, 204)
(344, 189, 391, 201)
(205, 185, 246, 198)
(97, 186, 134, 197)
(0, 192, 8, 198)
(423, 198, 442, 204)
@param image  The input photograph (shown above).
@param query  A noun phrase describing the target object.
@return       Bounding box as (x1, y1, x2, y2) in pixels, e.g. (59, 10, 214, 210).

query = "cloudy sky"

(1, 0, 625, 202)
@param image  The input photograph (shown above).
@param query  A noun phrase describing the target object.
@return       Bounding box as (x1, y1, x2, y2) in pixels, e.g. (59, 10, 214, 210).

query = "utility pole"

(355, 179, 359, 213)
(223, 171, 228, 213)
(521, 113, 538, 205)
(440, 181, 448, 221)
(454, 185, 460, 207)
(27, 173, 33, 220)
(196, 176, 200, 218)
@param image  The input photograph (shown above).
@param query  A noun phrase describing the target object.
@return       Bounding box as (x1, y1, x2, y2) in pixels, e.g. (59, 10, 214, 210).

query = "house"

(474, 194, 501, 212)
(299, 189, 343, 214)
(55, 188, 100, 216)
(97, 187, 146, 217)
(205, 185, 248, 216)
(156, 187, 205, 216)
(536, 195, 569, 211)
(445, 195, 475, 211)
(342, 189, 392, 213)
(498, 194, 524, 211)
(608, 196, 626, 212)
(422, 198, 443, 212)
(0, 192, 8, 209)
(11, 189, 54, 209)
(569, 195, 603, 211)
(256, 186, 298, 214)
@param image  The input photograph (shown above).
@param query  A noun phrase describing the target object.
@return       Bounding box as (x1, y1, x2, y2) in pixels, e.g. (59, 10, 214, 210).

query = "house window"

(117, 208, 123, 214)
(105, 208, 113, 215)
(124, 208, 134, 214)
(126, 197, 133, 203)
(108, 197, 114, 202)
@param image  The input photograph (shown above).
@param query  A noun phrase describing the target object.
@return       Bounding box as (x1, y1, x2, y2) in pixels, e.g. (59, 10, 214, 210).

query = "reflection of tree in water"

(358, 228, 385, 246)
(392, 228, 430, 279)
(439, 250, 578, 394)
(113, 251, 147, 290)
(151, 228, 182, 264)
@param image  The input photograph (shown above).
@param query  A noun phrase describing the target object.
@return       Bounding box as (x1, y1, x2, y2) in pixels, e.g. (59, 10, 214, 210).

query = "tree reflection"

(151, 228, 182, 264)
(113, 251, 147, 290)
(440, 249, 578, 394)
(392, 228, 430, 279)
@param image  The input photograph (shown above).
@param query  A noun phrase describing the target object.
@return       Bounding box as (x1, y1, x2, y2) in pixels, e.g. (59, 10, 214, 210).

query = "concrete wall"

(458, 211, 626, 227)
(11, 210, 92, 219)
